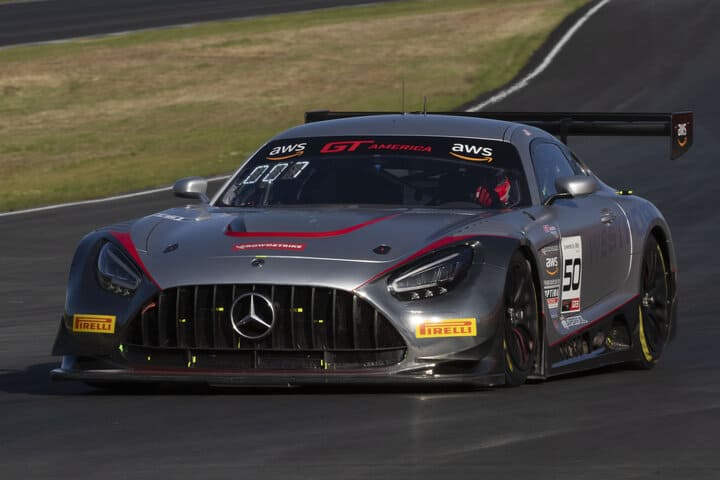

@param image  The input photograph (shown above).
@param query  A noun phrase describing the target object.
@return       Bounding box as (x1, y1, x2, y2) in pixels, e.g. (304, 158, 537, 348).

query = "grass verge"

(0, 0, 587, 211)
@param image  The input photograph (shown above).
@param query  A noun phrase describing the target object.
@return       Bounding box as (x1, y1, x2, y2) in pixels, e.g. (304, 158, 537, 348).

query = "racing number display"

(563, 258, 581, 291)
(561, 236, 582, 313)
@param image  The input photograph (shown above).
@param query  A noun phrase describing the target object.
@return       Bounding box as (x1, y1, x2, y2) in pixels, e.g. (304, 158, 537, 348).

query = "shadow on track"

(0, 363, 89, 395)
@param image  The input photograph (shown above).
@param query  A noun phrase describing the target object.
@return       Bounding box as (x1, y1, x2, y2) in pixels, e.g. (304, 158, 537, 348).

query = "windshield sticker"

(368, 143, 432, 152)
(243, 165, 269, 184)
(450, 143, 493, 163)
(561, 236, 582, 314)
(320, 140, 375, 153)
(266, 142, 307, 161)
(262, 163, 289, 183)
(320, 140, 432, 154)
(281, 161, 309, 179)
(233, 242, 306, 251)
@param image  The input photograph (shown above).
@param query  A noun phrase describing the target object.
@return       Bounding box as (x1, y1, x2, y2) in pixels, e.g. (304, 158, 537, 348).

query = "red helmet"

(495, 175, 511, 205)
(474, 174, 511, 207)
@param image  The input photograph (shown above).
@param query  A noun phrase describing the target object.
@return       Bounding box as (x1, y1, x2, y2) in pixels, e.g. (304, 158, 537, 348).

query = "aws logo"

(450, 143, 493, 163)
(545, 256, 559, 276)
(676, 122, 689, 147)
(267, 143, 307, 161)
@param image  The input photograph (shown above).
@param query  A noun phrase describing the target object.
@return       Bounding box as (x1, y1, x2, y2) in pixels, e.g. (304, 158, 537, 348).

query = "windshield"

(217, 136, 530, 209)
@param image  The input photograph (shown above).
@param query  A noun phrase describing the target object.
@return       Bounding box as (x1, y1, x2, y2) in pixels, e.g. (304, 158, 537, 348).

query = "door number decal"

(561, 236, 582, 313)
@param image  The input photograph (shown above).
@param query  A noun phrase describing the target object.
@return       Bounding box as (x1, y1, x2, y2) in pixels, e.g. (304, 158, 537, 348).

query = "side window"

(531, 142, 577, 201)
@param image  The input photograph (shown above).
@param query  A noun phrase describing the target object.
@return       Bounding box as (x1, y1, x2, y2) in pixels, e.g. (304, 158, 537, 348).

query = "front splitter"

(51, 367, 505, 388)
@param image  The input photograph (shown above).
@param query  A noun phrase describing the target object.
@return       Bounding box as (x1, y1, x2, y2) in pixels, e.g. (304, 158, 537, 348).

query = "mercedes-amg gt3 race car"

(51, 110, 693, 387)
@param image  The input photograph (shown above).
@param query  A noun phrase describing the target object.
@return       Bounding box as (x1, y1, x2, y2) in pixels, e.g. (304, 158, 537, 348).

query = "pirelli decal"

(416, 318, 477, 338)
(72, 314, 116, 334)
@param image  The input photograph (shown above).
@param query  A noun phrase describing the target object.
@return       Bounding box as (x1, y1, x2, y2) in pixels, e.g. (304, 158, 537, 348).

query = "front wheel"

(501, 251, 540, 386)
(634, 236, 671, 369)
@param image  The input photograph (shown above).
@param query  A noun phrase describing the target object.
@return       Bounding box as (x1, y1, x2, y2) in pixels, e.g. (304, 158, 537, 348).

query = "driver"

(475, 174, 511, 208)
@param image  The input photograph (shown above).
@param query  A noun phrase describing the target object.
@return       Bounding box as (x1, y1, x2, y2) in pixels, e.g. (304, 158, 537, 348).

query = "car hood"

(123, 205, 513, 291)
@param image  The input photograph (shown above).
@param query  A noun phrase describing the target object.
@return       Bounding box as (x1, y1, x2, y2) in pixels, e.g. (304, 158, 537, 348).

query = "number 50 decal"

(560, 236, 582, 313)
(562, 258, 581, 292)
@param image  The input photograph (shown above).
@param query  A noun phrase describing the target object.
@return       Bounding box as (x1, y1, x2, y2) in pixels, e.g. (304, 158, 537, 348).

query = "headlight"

(388, 246, 473, 300)
(97, 242, 142, 296)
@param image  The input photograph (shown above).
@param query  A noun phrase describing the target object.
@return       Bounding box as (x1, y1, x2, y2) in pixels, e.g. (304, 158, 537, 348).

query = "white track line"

(1, 0, 610, 218)
(0, 175, 230, 218)
(466, 0, 611, 112)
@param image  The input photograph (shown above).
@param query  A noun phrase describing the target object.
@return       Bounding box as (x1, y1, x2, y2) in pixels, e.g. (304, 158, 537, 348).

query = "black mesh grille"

(125, 285, 406, 370)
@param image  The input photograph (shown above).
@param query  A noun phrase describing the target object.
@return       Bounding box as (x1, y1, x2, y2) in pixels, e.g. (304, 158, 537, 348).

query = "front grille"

(125, 285, 406, 370)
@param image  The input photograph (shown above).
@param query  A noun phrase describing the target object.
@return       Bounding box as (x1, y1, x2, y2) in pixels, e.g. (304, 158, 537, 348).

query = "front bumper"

(54, 238, 512, 388)
(51, 362, 505, 388)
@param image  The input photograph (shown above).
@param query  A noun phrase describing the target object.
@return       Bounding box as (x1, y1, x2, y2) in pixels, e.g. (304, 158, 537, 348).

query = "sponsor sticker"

(266, 142, 307, 161)
(676, 122, 689, 147)
(545, 256, 559, 276)
(560, 315, 587, 330)
(544, 287, 560, 315)
(233, 242, 306, 251)
(543, 224, 560, 237)
(416, 318, 477, 338)
(320, 140, 375, 153)
(449, 143, 493, 163)
(152, 212, 187, 222)
(72, 314, 116, 334)
(541, 243, 560, 255)
(561, 236, 583, 313)
(368, 143, 431, 152)
(545, 287, 559, 299)
(319, 140, 432, 154)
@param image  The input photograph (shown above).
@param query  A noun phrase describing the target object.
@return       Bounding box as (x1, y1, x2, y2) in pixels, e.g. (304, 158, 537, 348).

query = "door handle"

(600, 209, 616, 225)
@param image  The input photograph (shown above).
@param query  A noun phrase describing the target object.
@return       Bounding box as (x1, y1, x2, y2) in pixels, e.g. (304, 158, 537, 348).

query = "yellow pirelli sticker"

(72, 314, 116, 334)
(415, 318, 477, 338)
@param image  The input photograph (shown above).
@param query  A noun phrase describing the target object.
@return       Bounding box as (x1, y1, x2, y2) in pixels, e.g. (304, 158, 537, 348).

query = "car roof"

(272, 113, 553, 142)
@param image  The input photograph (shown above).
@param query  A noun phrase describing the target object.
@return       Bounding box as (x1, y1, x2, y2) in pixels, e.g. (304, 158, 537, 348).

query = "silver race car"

(51, 110, 693, 387)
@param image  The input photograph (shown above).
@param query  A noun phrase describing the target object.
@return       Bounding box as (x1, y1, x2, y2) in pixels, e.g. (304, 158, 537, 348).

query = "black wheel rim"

(504, 259, 538, 372)
(640, 244, 669, 358)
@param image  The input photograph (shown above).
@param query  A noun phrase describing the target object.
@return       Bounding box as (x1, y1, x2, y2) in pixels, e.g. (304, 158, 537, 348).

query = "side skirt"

(546, 297, 641, 377)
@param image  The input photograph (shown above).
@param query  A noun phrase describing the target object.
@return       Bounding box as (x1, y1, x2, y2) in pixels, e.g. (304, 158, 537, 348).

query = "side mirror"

(173, 177, 209, 203)
(543, 176, 598, 206)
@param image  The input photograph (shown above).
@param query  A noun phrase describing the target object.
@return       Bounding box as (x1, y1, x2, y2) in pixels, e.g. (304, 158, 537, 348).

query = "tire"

(501, 251, 540, 386)
(634, 236, 671, 369)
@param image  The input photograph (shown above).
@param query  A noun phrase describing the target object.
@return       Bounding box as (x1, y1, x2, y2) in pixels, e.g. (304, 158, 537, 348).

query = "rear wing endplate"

(305, 111, 693, 160)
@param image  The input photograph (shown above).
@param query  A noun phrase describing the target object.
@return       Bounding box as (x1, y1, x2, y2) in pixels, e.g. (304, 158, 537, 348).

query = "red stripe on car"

(109, 231, 161, 289)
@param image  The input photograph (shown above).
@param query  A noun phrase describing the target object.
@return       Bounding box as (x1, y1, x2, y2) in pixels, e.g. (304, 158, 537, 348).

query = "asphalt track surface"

(2, 0, 720, 478)
(0, 0, 397, 47)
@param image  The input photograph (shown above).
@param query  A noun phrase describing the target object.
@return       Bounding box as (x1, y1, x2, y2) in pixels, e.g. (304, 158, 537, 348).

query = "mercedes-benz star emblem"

(230, 292, 275, 340)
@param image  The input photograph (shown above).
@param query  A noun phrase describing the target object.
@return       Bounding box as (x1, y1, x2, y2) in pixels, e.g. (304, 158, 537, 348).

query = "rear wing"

(305, 111, 693, 160)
